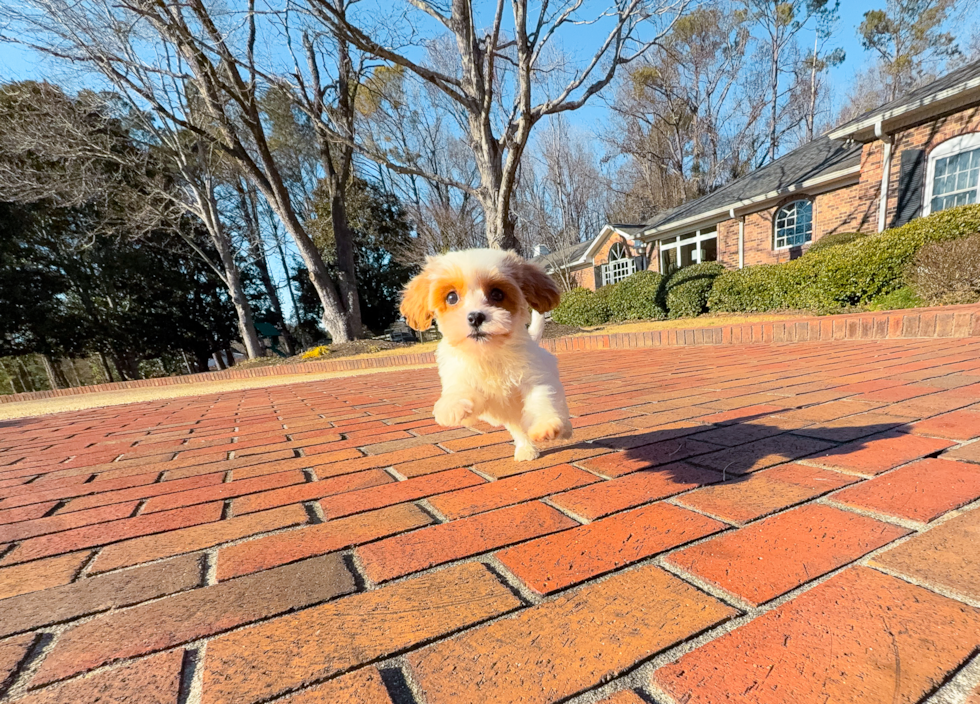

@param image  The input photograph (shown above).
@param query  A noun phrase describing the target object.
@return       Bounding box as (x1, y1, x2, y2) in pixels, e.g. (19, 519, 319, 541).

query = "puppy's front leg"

(506, 423, 539, 462)
(523, 384, 573, 444)
(433, 394, 479, 427)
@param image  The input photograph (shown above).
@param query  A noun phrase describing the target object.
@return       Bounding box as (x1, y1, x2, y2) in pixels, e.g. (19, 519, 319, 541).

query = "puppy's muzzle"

(467, 311, 486, 329)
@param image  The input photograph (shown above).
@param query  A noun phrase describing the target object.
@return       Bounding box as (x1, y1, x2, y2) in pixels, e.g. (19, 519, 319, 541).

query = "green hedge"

(708, 203, 980, 314)
(806, 230, 869, 253)
(551, 287, 611, 327)
(665, 262, 726, 318)
(607, 270, 667, 321)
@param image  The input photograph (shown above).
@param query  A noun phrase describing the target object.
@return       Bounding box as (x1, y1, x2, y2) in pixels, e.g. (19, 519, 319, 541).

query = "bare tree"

(607, 4, 761, 219)
(304, 0, 689, 253)
(513, 116, 610, 272)
(1, 0, 364, 342)
(799, 5, 844, 142)
(742, 0, 838, 163)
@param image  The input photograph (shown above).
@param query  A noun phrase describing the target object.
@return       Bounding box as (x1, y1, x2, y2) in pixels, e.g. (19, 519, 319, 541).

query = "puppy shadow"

(577, 410, 919, 486)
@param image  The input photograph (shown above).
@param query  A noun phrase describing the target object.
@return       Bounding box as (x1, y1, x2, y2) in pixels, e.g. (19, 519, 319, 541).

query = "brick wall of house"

(884, 106, 980, 225)
(567, 266, 595, 290)
(850, 106, 980, 231)
(557, 103, 980, 285)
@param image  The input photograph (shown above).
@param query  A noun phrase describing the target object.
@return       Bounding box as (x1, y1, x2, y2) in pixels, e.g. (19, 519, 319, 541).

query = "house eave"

(827, 78, 980, 142)
(640, 164, 861, 241)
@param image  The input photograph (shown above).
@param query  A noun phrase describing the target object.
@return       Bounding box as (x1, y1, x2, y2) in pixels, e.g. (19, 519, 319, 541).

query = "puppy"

(400, 248, 573, 461)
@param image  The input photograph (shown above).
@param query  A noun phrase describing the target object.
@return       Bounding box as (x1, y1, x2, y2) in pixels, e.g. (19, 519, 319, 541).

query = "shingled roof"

(829, 58, 980, 142)
(641, 135, 862, 236)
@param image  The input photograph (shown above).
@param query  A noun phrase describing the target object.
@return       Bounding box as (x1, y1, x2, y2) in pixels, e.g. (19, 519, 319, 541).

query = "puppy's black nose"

(467, 311, 486, 328)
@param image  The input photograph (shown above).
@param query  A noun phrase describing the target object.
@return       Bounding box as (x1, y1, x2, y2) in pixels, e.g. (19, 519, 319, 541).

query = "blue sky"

(0, 1, 968, 325)
(0, 1, 894, 106)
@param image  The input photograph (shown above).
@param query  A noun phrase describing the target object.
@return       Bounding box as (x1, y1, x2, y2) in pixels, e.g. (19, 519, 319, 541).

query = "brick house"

(536, 59, 980, 290)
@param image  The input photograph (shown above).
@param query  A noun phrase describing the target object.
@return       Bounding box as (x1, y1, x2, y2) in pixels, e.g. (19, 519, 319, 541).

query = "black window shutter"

(892, 149, 925, 228)
(594, 265, 603, 288)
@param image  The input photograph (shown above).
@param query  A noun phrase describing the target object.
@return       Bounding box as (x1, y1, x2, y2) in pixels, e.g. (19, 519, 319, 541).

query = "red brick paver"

(2, 335, 980, 703)
(831, 457, 980, 523)
(407, 564, 735, 704)
(666, 504, 909, 604)
(654, 567, 980, 704)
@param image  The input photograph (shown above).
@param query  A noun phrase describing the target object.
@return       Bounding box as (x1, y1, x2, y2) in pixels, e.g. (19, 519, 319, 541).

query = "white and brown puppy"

(400, 248, 573, 461)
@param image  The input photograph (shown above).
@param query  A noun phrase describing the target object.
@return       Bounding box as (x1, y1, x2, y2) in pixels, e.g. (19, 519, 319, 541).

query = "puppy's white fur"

(400, 248, 572, 461)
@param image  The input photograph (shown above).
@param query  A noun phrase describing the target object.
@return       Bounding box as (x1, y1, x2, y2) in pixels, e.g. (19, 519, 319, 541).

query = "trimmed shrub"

(806, 231, 868, 253)
(606, 270, 667, 321)
(907, 232, 980, 305)
(665, 262, 726, 318)
(551, 287, 611, 327)
(869, 287, 924, 310)
(709, 203, 980, 313)
(708, 263, 799, 312)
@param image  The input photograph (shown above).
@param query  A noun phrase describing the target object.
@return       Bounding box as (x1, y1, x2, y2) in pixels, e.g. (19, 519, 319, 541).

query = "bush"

(664, 262, 726, 318)
(806, 231, 869, 253)
(708, 203, 980, 313)
(551, 287, 612, 327)
(907, 232, 980, 305)
(708, 263, 799, 312)
(869, 287, 924, 311)
(606, 270, 667, 321)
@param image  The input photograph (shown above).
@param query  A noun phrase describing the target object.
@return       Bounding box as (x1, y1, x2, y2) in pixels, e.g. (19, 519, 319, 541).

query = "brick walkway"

(1, 337, 980, 704)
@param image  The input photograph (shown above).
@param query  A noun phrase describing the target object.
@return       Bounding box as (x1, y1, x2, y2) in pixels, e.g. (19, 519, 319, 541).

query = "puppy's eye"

(489, 288, 505, 302)
(445, 291, 459, 305)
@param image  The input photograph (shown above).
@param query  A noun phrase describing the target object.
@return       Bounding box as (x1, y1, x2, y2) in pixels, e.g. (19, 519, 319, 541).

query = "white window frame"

(659, 227, 718, 271)
(773, 199, 814, 250)
(601, 242, 635, 285)
(923, 132, 980, 216)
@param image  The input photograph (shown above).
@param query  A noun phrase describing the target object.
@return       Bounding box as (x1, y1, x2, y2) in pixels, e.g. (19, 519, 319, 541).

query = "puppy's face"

(400, 249, 560, 351)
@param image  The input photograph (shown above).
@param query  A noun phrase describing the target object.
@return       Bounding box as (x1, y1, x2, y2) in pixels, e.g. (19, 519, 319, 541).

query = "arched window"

(774, 199, 813, 249)
(601, 241, 636, 285)
(924, 133, 980, 216)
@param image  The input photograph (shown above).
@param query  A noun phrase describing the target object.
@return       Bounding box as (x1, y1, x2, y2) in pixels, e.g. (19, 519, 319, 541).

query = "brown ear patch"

(400, 271, 434, 330)
(518, 260, 561, 312)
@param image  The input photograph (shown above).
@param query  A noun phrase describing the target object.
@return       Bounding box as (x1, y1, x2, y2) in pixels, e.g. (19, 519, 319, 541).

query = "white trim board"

(640, 165, 861, 241)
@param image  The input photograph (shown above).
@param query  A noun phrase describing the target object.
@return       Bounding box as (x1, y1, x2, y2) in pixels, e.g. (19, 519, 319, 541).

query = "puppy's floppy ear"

(400, 269, 434, 330)
(517, 259, 562, 312)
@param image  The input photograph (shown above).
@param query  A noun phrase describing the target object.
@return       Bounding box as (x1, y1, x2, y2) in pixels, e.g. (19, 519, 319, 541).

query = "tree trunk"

(238, 181, 294, 354)
(482, 195, 521, 253)
(1, 360, 17, 395)
(273, 234, 300, 326)
(279, 209, 353, 343)
(769, 39, 779, 163)
(195, 185, 264, 360)
(212, 352, 227, 370)
(224, 349, 235, 367)
(98, 350, 114, 383)
(64, 359, 81, 388)
(329, 188, 363, 337)
(39, 354, 61, 390)
(216, 235, 263, 360)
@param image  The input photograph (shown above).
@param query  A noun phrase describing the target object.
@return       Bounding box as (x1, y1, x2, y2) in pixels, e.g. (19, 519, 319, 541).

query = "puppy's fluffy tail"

(529, 310, 546, 343)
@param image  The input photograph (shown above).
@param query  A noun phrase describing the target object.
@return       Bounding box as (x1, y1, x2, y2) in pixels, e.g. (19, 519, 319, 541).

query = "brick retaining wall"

(3, 303, 978, 404)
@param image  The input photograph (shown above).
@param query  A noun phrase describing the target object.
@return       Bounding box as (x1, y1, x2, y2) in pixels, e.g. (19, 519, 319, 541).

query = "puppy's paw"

(433, 396, 475, 427)
(514, 444, 540, 462)
(528, 417, 567, 443)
